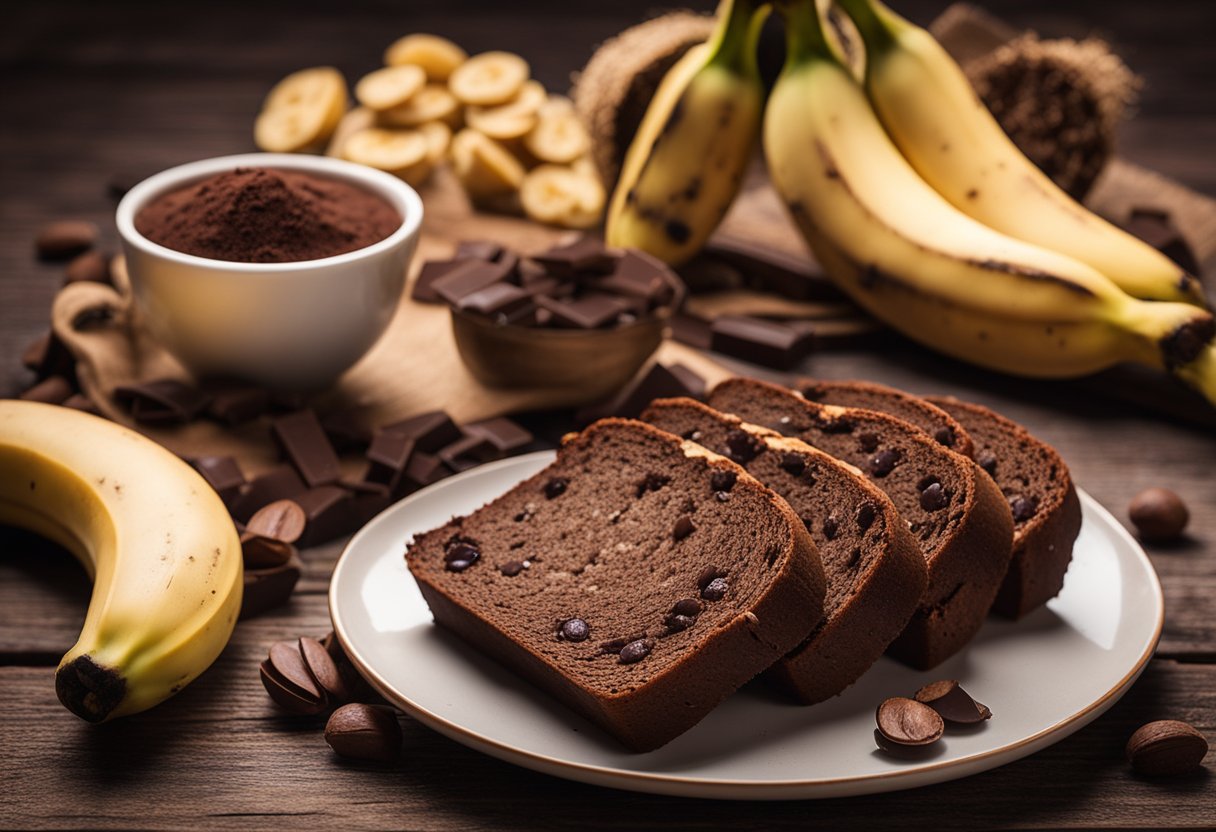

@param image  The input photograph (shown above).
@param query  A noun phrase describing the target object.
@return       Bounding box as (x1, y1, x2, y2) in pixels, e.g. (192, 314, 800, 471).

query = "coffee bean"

(246, 499, 306, 544)
(64, 249, 112, 285)
(914, 679, 991, 724)
(876, 697, 944, 747)
(444, 541, 480, 572)
(1126, 720, 1208, 776)
(261, 641, 326, 715)
(725, 429, 762, 464)
(701, 577, 728, 602)
(324, 704, 402, 764)
(672, 597, 703, 617)
(1128, 488, 1189, 541)
(779, 452, 807, 475)
(977, 451, 998, 476)
(543, 477, 569, 499)
(710, 470, 737, 492)
(868, 448, 901, 478)
(858, 432, 879, 453)
(618, 638, 654, 664)
(35, 220, 99, 260)
(920, 482, 948, 512)
(856, 502, 877, 532)
(1009, 494, 1038, 523)
(500, 560, 528, 576)
(823, 515, 839, 540)
(300, 636, 352, 705)
(696, 565, 722, 590)
(559, 618, 590, 642)
(664, 614, 696, 632)
(672, 515, 696, 541)
(259, 660, 326, 716)
(933, 427, 956, 447)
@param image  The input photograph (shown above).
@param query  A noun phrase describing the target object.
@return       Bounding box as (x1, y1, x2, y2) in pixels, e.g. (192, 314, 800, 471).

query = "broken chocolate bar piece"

(271, 410, 342, 488)
(365, 430, 416, 490)
(575, 362, 706, 424)
(438, 434, 496, 472)
(432, 259, 518, 306)
(295, 485, 359, 547)
(710, 315, 814, 369)
(318, 409, 371, 452)
(536, 293, 633, 329)
(462, 417, 533, 456)
(593, 250, 674, 307)
(189, 455, 246, 505)
(455, 240, 505, 262)
(230, 463, 307, 523)
(206, 385, 270, 426)
(668, 313, 713, 350)
(113, 378, 210, 425)
(457, 283, 535, 324)
(702, 238, 842, 301)
(404, 451, 450, 489)
(532, 236, 616, 276)
(381, 411, 462, 452)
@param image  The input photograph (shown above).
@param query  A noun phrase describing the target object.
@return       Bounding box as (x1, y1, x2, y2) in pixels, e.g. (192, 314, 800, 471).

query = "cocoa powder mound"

(135, 167, 401, 263)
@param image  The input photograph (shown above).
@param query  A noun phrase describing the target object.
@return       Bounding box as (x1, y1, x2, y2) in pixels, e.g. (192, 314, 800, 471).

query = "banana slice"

(255, 67, 347, 152)
(449, 51, 530, 106)
(420, 121, 452, 164)
(354, 64, 426, 111)
(325, 106, 376, 158)
(465, 80, 546, 141)
(341, 127, 429, 175)
(450, 128, 526, 199)
(524, 104, 592, 165)
(520, 164, 605, 229)
(378, 84, 462, 128)
(384, 33, 468, 81)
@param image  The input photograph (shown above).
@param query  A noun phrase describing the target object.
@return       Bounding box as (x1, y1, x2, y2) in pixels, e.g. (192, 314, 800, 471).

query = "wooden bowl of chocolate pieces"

(416, 236, 685, 396)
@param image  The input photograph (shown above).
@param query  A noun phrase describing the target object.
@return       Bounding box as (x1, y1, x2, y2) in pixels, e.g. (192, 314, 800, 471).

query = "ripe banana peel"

(0, 401, 242, 722)
(606, 0, 768, 266)
(765, 1, 1216, 404)
(835, 0, 1206, 307)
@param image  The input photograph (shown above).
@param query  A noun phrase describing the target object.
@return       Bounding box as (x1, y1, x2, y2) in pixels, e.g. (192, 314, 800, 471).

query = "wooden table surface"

(1, 1, 1213, 828)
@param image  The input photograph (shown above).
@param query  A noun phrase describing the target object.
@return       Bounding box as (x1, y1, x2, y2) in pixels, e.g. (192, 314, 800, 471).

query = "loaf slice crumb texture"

(642, 397, 927, 704)
(707, 378, 1013, 670)
(926, 396, 1082, 619)
(799, 378, 976, 459)
(405, 418, 825, 751)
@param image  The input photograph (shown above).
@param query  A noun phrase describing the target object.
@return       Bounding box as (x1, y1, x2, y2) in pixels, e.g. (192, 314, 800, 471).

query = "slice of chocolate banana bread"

(405, 418, 826, 752)
(926, 396, 1082, 619)
(799, 378, 976, 459)
(642, 398, 927, 704)
(708, 378, 1013, 670)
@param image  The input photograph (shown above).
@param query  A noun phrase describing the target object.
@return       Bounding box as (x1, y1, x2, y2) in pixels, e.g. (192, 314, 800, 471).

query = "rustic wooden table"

(2, 1, 1213, 828)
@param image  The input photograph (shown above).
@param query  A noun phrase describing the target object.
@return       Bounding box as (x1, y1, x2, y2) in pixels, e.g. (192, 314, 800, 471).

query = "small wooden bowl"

(451, 309, 665, 397)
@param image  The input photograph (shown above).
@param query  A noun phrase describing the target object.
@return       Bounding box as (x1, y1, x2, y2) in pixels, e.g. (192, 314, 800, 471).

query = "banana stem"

(706, 0, 771, 76)
(833, 0, 905, 53)
(777, 0, 836, 66)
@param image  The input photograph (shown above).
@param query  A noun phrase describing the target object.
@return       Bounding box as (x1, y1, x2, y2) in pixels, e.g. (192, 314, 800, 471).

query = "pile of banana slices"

(255, 35, 603, 230)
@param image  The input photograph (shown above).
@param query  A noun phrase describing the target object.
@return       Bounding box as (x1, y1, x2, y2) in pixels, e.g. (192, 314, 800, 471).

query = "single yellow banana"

(606, 0, 768, 265)
(0, 401, 242, 722)
(764, 1, 1216, 401)
(835, 0, 1206, 307)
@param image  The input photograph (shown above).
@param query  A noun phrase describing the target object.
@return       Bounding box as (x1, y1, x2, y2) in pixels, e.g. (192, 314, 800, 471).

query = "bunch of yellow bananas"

(607, 0, 1215, 405)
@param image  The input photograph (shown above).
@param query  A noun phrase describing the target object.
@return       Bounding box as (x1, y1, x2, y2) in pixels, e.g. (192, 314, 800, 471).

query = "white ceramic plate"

(330, 451, 1163, 800)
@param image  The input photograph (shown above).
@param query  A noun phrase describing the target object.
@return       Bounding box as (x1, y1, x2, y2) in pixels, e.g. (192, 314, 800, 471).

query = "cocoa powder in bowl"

(134, 167, 401, 263)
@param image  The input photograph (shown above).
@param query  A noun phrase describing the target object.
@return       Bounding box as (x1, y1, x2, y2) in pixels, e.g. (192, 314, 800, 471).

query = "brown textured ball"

(1128, 488, 1189, 541)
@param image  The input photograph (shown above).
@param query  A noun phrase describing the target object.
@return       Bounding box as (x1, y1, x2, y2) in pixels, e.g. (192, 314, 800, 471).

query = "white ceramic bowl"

(116, 153, 422, 391)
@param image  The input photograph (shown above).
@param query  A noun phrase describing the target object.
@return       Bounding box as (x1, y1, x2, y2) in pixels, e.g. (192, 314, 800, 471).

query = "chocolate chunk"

(113, 379, 210, 425)
(444, 541, 480, 572)
(1124, 208, 1201, 277)
(316, 409, 370, 452)
(594, 250, 674, 306)
(667, 312, 713, 350)
(1126, 720, 1209, 777)
(823, 516, 839, 540)
(404, 451, 450, 489)
(977, 450, 998, 476)
(381, 411, 462, 452)
(430, 258, 517, 305)
(779, 452, 807, 475)
(856, 502, 877, 532)
(412, 258, 467, 303)
(272, 410, 342, 488)
(240, 531, 295, 570)
(543, 477, 569, 499)
(576, 362, 706, 425)
(672, 515, 696, 541)
(438, 433, 496, 472)
(696, 566, 723, 590)
(710, 315, 814, 370)
(64, 250, 112, 285)
(457, 282, 535, 324)
(920, 481, 948, 512)
(559, 618, 590, 642)
(366, 430, 415, 490)
(536, 293, 632, 329)
(532, 236, 616, 276)
(455, 240, 505, 262)
(710, 470, 737, 493)
(1128, 488, 1189, 541)
(19, 375, 73, 405)
(701, 577, 728, 602)
(295, 486, 358, 546)
(725, 429, 762, 464)
(932, 426, 956, 448)
(35, 220, 99, 260)
(463, 417, 533, 456)
(231, 464, 307, 523)
(914, 679, 992, 724)
(241, 551, 302, 619)
(618, 638, 654, 664)
(324, 704, 402, 764)
(500, 560, 529, 577)
(857, 432, 880, 453)
(792, 317, 886, 350)
(1009, 494, 1038, 523)
(672, 598, 703, 617)
(664, 614, 696, 632)
(205, 385, 270, 426)
(875, 697, 944, 747)
(189, 455, 245, 505)
(868, 448, 901, 478)
(702, 237, 842, 301)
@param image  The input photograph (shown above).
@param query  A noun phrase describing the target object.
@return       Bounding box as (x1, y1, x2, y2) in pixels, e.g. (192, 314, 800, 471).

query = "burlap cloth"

(50, 4, 1216, 473)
